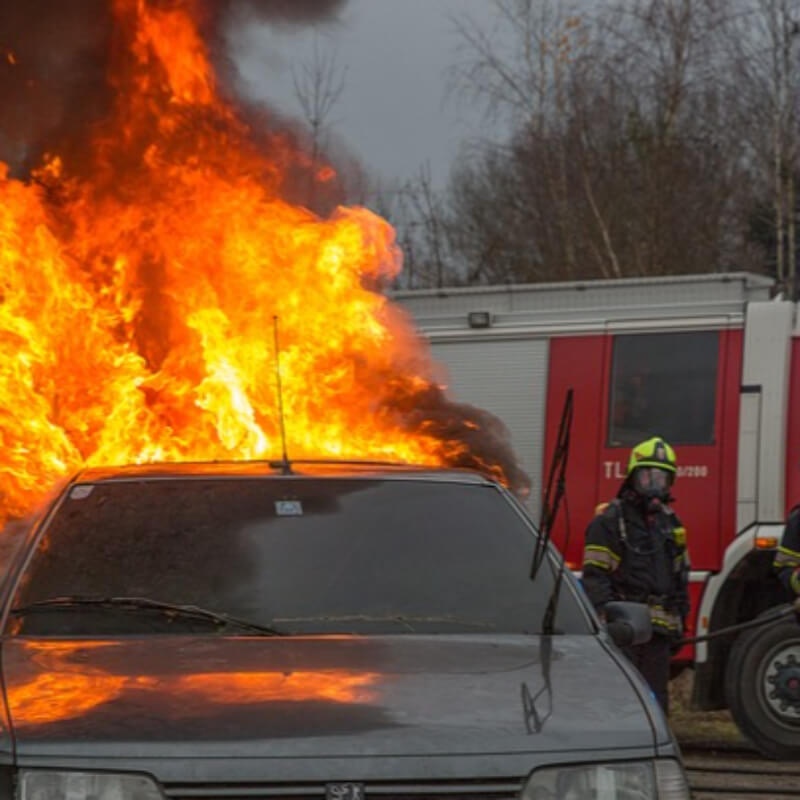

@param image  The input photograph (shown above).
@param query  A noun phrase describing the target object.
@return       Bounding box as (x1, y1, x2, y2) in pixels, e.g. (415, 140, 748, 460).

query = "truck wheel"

(725, 610, 800, 759)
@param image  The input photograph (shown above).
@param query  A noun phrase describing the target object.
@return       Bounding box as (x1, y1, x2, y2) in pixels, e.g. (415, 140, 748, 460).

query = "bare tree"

(433, 0, 764, 286)
(718, 0, 800, 295)
(448, 1, 589, 278)
(399, 168, 448, 288)
(291, 37, 347, 209)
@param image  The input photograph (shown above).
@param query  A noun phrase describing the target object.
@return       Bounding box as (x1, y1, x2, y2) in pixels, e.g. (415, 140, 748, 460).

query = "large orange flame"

(0, 0, 522, 525)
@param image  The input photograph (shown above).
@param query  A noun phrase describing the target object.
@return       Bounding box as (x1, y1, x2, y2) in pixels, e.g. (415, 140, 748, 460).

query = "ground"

(670, 668, 746, 747)
(670, 670, 800, 797)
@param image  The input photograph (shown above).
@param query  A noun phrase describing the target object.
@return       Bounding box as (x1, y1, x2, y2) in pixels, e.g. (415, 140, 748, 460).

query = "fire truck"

(394, 271, 800, 757)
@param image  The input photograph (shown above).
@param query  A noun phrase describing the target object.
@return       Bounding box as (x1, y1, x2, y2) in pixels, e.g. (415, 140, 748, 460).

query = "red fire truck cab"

(395, 272, 800, 757)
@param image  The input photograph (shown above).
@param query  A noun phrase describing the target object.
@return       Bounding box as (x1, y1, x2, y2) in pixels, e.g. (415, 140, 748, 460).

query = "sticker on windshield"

(275, 500, 303, 516)
(69, 485, 94, 500)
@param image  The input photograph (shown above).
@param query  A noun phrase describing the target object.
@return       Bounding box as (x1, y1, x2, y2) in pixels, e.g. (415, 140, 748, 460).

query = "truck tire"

(725, 609, 800, 760)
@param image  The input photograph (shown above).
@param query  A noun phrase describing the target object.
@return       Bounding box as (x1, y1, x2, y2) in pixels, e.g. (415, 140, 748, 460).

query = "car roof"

(70, 460, 497, 487)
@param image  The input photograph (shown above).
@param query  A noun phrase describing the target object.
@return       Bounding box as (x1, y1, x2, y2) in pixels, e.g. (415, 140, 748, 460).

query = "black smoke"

(389, 384, 531, 496)
(0, 1, 111, 172)
(0, 0, 348, 173)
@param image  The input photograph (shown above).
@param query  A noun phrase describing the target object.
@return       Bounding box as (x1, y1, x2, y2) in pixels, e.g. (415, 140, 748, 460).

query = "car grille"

(162, 778, 523, 799)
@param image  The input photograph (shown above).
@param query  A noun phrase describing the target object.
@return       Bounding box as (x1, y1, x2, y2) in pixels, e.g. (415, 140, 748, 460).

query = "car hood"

(2, 634, 666, 778)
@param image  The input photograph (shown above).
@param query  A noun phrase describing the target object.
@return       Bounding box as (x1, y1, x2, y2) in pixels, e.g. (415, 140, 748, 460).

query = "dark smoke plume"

(0, 0, 348, 173)
(0, 1, 111, 172)
(390, 385, 531, 496)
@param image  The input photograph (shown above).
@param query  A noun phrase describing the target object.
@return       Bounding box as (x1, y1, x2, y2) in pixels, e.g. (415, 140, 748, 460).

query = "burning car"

(0, 461, 689, 800)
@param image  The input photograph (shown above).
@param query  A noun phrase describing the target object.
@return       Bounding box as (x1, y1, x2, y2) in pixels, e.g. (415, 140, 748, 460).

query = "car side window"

(608, 331, 719, 447)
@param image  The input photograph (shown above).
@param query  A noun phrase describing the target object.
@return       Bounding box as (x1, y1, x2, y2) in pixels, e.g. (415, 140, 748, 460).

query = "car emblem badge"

(326, 784, 365, 800)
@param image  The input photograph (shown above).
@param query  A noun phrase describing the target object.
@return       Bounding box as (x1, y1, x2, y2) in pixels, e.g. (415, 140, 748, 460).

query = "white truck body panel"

(738, 301, 795, 523)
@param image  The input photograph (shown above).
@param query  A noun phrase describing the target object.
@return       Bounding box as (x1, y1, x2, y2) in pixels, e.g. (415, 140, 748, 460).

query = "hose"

(676, 598, 800, 646)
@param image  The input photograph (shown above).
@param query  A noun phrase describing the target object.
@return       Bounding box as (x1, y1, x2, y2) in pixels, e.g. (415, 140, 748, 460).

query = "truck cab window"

(608, 331, 718, 446)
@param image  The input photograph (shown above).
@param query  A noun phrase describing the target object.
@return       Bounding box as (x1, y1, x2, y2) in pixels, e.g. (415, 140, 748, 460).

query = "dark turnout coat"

(582, 492, 690, 637)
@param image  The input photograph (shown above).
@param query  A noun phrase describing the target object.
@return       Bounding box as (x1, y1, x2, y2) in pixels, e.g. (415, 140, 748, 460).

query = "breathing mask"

(630, 465, 674, 501)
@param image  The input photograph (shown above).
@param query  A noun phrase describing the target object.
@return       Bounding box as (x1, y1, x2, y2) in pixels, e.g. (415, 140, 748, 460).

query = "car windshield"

(9, 476, 587, 637)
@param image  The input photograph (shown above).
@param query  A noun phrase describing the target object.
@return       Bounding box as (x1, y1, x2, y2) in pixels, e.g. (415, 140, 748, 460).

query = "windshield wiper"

(532, 389, 574, 636)
(11, 596, 287, 637)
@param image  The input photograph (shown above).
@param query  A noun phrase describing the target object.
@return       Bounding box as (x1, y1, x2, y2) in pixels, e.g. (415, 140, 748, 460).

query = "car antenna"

(529, 388, 574, 635)
(272, 315, 292, 475)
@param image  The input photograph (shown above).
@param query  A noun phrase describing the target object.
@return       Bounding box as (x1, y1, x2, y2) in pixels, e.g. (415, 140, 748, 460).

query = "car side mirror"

(603, 601, 652, 647)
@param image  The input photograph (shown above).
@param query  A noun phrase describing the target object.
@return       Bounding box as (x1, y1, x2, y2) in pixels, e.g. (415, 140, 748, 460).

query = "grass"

(669, 668, 749, 748)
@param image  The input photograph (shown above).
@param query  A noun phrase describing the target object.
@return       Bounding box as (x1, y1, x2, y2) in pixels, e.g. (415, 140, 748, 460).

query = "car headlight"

(18, 770, 164, 800)
(520, 758, 689, 799)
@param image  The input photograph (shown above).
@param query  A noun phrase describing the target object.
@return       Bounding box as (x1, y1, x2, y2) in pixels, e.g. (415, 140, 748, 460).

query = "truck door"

(546, 329, 741, 574)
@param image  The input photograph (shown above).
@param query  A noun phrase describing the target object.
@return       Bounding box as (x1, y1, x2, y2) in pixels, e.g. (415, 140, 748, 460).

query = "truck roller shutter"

(429, 338, 549, 519)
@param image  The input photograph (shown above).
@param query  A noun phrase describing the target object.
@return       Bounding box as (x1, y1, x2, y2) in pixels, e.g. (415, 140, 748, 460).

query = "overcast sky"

(232, 0, 504, 191)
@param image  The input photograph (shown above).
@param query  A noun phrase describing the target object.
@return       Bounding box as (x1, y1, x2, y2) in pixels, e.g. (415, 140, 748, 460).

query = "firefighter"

(582, 436, 690, 713)
(774, 505, 800, 595)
